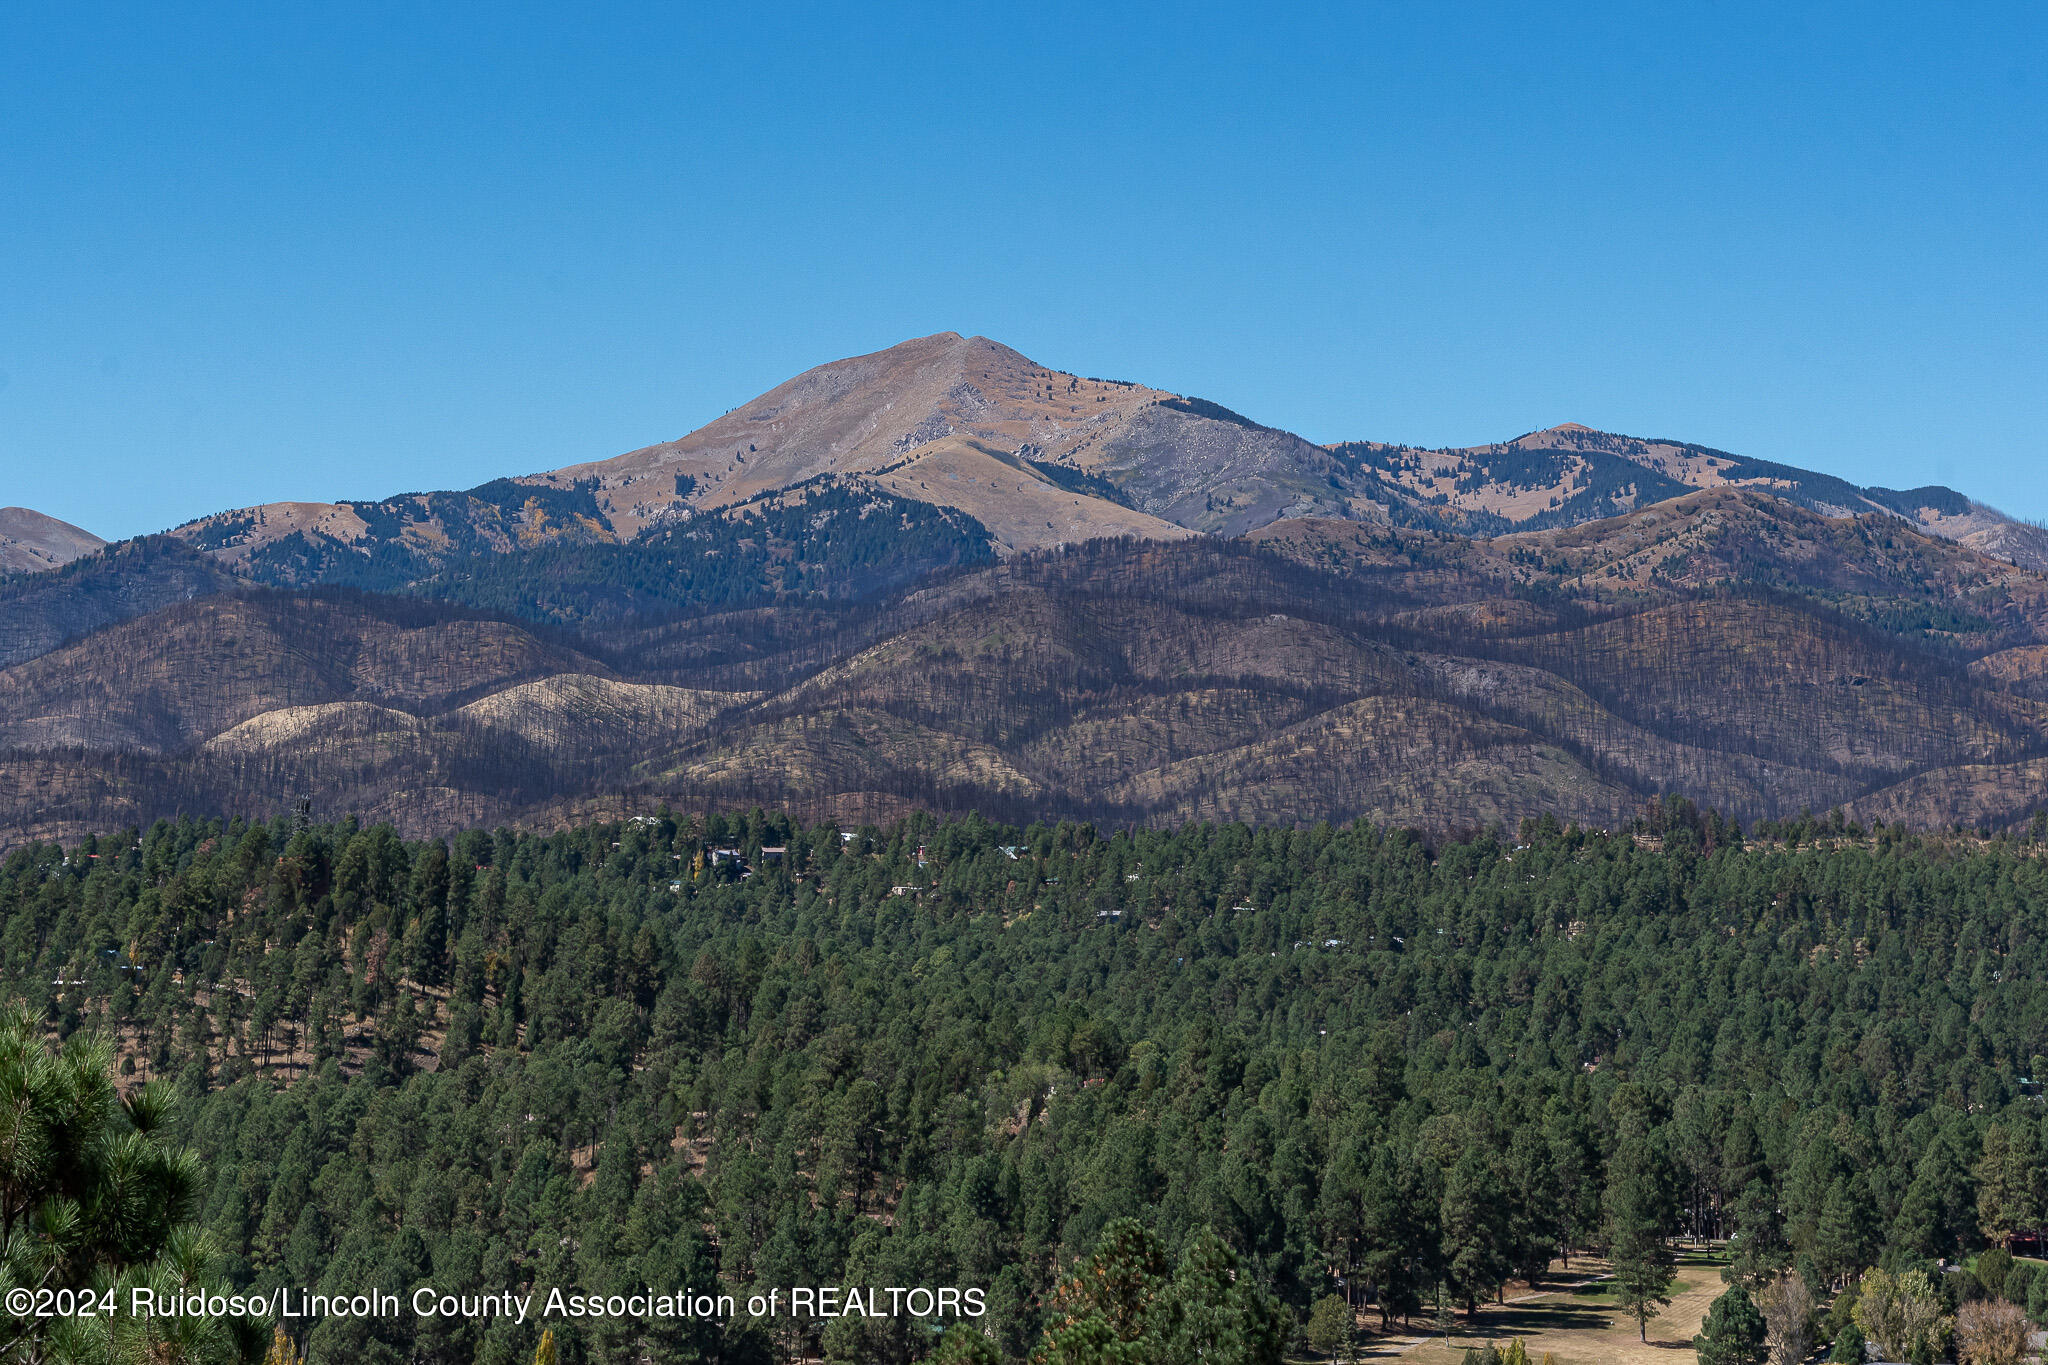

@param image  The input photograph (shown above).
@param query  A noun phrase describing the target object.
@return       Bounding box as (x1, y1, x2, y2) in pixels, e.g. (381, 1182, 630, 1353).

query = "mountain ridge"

(1328, 421, 2046, 561)
(135, 334, 2044, 592)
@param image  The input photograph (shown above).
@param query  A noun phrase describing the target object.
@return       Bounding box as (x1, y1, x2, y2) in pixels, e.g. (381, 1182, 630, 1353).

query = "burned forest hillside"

(7, 485, 2048, 846)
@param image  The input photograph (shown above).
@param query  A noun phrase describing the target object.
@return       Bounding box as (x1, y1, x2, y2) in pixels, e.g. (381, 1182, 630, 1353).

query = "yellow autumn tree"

(263, 1326, 297, 1365)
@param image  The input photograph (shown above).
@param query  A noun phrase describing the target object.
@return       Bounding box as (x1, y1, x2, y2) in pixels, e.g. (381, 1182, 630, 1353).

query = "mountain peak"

(1507, 422, 1610, 446)
(878, 329, 969, 353)
(0, 507, 106, 574)
(536, 332, 1362, 547)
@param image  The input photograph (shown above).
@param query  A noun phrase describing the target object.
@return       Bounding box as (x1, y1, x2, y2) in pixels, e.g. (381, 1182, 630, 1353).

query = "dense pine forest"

(6, 802, 2048, 1364)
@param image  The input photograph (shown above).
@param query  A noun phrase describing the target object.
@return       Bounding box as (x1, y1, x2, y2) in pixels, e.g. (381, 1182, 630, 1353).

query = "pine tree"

(0, 1004, 262, 1365)
(1726, 1179, 1791, 1290)
(1029, 1223, 1281, 1365)
(1506, 1125, 1565, 1285)
(1036, 1218, 1173, 1353)
(932, 1322, 1004, 1364)
(1695, 1287, 1768, 1365)
(1605, 1134, 1678, 1342)
(1894, 1132, 1974, 1260)
(1033, 1218, 1173, 1362)
(1432, 1283, 1458, 1345)
(1442, 1148, 1514, 1314)
(1720, 1115, 1766, 1205)
(1354, 1147, 1433, 1327)
(1812, 1178, 1877, 1289)
(1162, 1228, 1285, 1365)
(1545, 1101, 1603, 1263)
(1975, 1247, 2015, 1301)
(1976, 1124, 2045, 1249)
(1307, 1295, 1352, 1362)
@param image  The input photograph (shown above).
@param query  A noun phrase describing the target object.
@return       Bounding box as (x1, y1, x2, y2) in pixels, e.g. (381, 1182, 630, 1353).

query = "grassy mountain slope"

(0, 506, 104, 573)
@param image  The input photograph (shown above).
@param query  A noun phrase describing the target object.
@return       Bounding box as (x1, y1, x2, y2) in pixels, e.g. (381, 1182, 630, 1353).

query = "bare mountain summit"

(0, 508, 105, 574)
(539, 331, 1390, 548)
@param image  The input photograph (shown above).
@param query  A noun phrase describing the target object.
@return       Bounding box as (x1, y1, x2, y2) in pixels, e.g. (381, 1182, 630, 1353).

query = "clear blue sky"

(3, 3, 2043, 540)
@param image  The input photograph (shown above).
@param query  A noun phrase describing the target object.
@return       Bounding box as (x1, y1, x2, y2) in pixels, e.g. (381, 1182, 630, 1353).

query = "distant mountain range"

(6, 332, 2048, 846)
(146, 331, 2048, 576)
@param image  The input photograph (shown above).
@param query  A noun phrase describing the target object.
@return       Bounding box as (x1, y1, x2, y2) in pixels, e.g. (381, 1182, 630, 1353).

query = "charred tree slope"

(5, 511, 2048, 844)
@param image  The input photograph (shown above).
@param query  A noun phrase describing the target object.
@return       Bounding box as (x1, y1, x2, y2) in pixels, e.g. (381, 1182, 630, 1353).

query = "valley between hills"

(5, 333, 2048, 848)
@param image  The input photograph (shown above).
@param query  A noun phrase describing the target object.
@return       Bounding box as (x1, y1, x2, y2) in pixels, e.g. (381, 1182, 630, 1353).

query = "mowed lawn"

(1375, 1250, 1727, 1365)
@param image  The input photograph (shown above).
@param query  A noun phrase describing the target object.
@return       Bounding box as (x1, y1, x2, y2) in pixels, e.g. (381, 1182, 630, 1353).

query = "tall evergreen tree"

(1605, 1132, 1678, 1342)
(1975, 1124, 2045, 1249)
(1812, 1178, 1877, 1290)
(1725, 1179, 1791, 1290)
(1441, 1149, 1514, 1314)
(1895, 1130, 1977, 1260)
(1162, 1229, 1286, 1365)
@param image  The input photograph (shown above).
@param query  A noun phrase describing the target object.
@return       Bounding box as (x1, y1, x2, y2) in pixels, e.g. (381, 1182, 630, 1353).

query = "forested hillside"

(183, 480, 996, 626)
(9, 804, 2048, 1362)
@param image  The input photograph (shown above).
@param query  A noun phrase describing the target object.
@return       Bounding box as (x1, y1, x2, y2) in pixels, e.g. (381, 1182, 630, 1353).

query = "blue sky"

(3, 2, 2043, 540)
